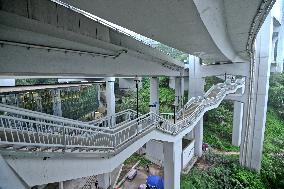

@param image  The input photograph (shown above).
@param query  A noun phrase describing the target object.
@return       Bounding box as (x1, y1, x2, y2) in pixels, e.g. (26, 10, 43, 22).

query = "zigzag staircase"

(0, 79, 244, 156)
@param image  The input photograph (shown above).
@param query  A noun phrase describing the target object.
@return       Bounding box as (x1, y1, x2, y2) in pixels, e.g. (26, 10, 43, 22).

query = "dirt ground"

(120, 164, 163, 189)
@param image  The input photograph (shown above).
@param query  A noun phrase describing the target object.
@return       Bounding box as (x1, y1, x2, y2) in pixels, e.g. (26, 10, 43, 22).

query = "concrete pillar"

(232, 101, 243, 146)
(194, 120, 203, 157)
(0, 155, 27, 189)
(188, 57, 205, 157)
(147, 78, 161, 165)
(240, 14, 272, 171)
(150, 77, 159, 114)
(163, 139, 182, 189)
(276, 23, 284, 72)
(52, 89, 62, 117)
(59, 182, 64, 189)
(97, 173, 111, 189)
(106, 77, 115, 126)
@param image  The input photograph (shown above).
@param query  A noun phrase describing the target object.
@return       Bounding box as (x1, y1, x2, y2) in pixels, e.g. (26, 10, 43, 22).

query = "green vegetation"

(118, 73, 284, 188)
(181, 73, 284, 189)
(125, 153, 152, 167)
(61, 85, 99, 120)
(268, 73, 284, 117)
(154, 43, 188, 62)
(204, 101, 239, 152)
(182, 109, 284, 189)
(116, 77, 175, 114)
(0, 83, 98, 120)
(15, 79, 57, 86)
(181, 153, 265, 189)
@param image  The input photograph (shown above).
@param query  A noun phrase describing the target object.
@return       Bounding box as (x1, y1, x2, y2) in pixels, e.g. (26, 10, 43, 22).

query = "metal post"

(134, 77, 140, 119)
(173, 105, 176, 124)
(136, 82, 139, 118)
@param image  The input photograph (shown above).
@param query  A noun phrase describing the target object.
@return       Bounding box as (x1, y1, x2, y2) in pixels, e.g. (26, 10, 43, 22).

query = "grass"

(124, 153, 152, 167)
(203, 102, 239, 152)
(181, 108, 284, 189)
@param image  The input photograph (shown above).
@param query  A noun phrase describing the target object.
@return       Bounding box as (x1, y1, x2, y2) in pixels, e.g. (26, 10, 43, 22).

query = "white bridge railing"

(0, 79, 244, 156)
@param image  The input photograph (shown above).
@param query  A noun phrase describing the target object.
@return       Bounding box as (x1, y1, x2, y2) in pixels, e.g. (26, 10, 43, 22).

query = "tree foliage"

(154, 43, 188, 62)
(182, 74, 284, 189)
(116, 77, 175, 114)
(268, 73, 284, 117)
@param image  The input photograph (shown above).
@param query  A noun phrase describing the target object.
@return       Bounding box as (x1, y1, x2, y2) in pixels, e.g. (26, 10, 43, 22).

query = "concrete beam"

(0, 0, 183, 77)
(60, 0, 268, 62)
(193, 0, 244, 62)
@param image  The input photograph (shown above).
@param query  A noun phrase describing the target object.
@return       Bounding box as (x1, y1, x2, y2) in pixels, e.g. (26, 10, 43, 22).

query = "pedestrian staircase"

(0, 79, 244, 157)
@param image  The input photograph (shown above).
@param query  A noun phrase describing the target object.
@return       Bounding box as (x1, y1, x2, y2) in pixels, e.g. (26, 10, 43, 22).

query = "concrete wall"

(182, 140, 195, 169)
(145, 140, 164, 165)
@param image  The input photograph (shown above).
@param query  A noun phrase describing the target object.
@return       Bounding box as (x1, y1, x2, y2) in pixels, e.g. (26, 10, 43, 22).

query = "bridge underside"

(0, 0, 281, 189)
(60, 0, 273, 63)
(0, 0, 184, 77)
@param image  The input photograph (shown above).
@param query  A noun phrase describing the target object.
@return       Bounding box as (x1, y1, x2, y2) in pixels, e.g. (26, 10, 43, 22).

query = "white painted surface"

(188, 58, 205, 157)
(97, 173, 111, 189)
(106, 77, 115, 125)
(0, 1, 183, 77)
(240, 14, 272, 171)
(118, 77, 142, 91)
(182, 140, 195, 169)
(150, 77, 159, 114)
(61, 0, 266, 62)
(145, 140, 164, 165)
(163, 139, 182, 189)
(232, 101, 243, 146)
(0, 79, 15, 86)
(0, 155, 27, 189)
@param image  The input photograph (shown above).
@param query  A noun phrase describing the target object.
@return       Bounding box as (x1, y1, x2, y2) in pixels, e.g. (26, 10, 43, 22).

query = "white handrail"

(0, 79, 244, 155)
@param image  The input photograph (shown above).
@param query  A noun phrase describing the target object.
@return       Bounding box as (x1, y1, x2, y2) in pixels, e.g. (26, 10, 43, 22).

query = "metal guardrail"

(88, 109, 138, 128)
(0, 79, 244, 155)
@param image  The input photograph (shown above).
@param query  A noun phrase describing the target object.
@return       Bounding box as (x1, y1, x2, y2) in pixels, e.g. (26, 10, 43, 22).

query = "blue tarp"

(146, 176, 164, 189)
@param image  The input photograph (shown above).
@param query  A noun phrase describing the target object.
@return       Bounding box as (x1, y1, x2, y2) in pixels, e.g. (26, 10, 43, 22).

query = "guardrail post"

(62, 123, 66, 151)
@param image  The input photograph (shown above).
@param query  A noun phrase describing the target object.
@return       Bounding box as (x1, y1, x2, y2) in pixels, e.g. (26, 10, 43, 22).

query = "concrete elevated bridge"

(0, 0, 283, 189)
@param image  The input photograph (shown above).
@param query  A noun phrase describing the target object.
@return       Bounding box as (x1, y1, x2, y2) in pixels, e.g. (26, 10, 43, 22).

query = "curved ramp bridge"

(0, 80, 244, 189)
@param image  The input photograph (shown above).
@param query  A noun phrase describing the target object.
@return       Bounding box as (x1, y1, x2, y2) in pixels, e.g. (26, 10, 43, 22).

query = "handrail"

(0, 79, 244, 155)
(88, 109, 139, 128)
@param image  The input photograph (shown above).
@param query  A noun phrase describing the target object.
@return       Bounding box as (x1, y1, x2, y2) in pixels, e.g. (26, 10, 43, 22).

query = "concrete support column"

(106, 77, 115, 126)
(232, 101, 243, 146)
(150, 77, 159, 114)
(276, 22, 284, 72)
(163, 139, 182, 189)
(59, 182, 64, 189)
(52, 89, 62, 117)
(188, 57, 205, 157)
(146, 77, 161, 165)
(97, 173, 111, 189)
(240, 14, 272, 171)
(194, 120, 203, 157)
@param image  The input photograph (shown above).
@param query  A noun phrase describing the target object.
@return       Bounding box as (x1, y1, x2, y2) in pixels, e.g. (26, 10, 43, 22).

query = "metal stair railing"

(0, 103, 113, 134)
(88, 109, 138, 128)
(0, 79, 244, 155)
